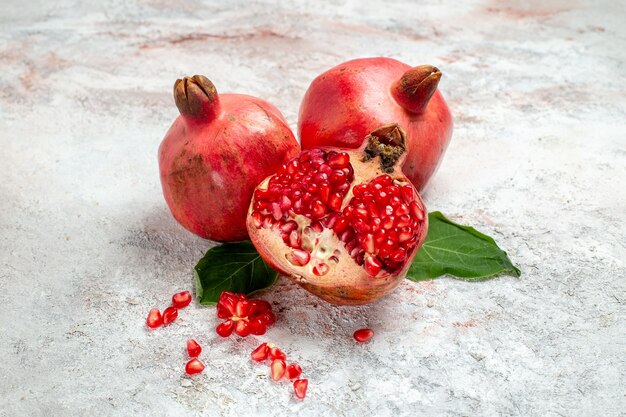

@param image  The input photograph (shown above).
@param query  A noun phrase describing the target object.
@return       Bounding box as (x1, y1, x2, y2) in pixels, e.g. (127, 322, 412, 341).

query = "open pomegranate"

(159, 75, 299, 242)
(247, 124, 428, 305)
(298, 57, 453, 192)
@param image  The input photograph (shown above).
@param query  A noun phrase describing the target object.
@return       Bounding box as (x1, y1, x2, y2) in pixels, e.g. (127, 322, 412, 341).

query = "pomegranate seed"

(259, 310, 276, 326)
(378, 239, 394, 258)
(286, 249, 311, 266)
(249, 318, 267, 335)
(162, 306, 178, 325)
(311, 200, 326, 218)
(312, 262, 330, 276)
(361, 234, 375, 254)
(398, 227, 413, 242)
(185, 358, 205, 375)
(268, 346, 286, 361)
(271, 202, 283, 220)
(396, 214, 412, 228)
(187, 339, 202, 357)
(172, 291, 192, 308)
(401, 184, 414, 203)
(270, 359, 286, 381)
(235, 299, 250, 318)
(328, 192, 343, 211)
(409, 200, 424, 221)
(251, 343, 269, 361)
(146, 308, 163, 329)
(216, 319, 234, 337)
(372, 175, 392, 187)
(395, 203, 410, 216)
(364, 256, 382, 276)
(217, 291, 239, 318)
(234, 319, 251, 337)
(285, 363, 302, 380)
(293, 379, 308, 399)
(327, 151, 349, 168)
(353, 328, 374, 342)
(389, 248, 406, 263)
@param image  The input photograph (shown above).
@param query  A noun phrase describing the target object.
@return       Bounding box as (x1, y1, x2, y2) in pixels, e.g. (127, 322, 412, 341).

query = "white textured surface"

(1, 1, 625, 416)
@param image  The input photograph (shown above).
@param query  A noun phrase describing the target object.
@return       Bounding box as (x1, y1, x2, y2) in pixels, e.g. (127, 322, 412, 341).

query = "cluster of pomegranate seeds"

(146, 290, 192, 329)
(215, 291, 276, 337)
(251, 342, 308, 400)
(334, 174, 425, 276)
(353, 328, 374, 343)
(251, 149, 353, 273)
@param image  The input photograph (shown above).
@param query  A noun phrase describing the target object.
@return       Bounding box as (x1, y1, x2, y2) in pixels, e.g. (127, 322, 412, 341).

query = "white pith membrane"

(247, 142, 426, 289)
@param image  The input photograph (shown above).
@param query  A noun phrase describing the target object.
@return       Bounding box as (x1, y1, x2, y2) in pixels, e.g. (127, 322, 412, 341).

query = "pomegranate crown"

(173, 74, 220, 119)
(391, 65, 442, 114)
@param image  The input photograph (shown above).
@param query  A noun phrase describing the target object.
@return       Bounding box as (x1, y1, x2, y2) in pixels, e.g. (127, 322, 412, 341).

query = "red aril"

(162, 306, 178, 325)
(172, 291, 192, 308)
(187, 339, 202, 357)
(158, 75, 299, 241)
(353, 328, 374, 342)
(185, 358, 205, 375)
(146, 308, 163, 329)
(216, 320, 235, 337)
(247, 124, 428, 305)
(270, 359, 286, 381)
(251, 343, 270, 361)
(293, 379, 308, 400)
(285, 363, 302, 380)
(268, 346, 286, 361)
(214, 291, 275, 337)
(299, 58, 453, 192)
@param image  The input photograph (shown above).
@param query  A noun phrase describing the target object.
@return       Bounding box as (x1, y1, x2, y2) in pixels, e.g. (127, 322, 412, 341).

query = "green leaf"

(407, 211, 521, 282)
(194, 241, 279, 305)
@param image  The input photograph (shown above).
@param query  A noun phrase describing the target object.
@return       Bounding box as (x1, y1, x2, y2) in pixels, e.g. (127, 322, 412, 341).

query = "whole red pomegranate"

(298, 57, 453, 192)
(159, 75, 300, 241)
(247, 124, 428, 305)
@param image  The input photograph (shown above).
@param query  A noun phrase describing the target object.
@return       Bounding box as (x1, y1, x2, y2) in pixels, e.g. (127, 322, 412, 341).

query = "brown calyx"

(390, 65, 441, 114)
(173, 75, 220, 119)
(362, 124, 407, 172)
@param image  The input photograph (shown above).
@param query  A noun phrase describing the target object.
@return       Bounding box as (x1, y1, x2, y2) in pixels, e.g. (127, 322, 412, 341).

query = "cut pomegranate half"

(247, 124, 428, 305)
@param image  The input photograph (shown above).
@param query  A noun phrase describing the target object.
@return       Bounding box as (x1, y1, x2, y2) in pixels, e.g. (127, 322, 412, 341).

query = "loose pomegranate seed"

(146, 308, 163, 329)
(187, 339, 202, 357)
(172, 291, 192, 308)
(293, 379, 308, 399)
(268, 346, 286, 361)
(353, 328, 374, 342)
(216, 319, 234, 337)
(185, 358, 205, 375)
(285, 363, 302, 380)
(251, 343, 269, 361)
(270, 359, 286, 381)
(162, 306, 178, 325)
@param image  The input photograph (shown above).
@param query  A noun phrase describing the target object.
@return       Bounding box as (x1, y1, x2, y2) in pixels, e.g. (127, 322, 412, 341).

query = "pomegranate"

(247, 124, 428, 305)
(298, 57, 453, 192)
(158, 75, 300, 241)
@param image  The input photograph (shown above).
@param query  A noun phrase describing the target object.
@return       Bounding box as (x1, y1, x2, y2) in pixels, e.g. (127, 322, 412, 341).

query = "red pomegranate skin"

(298, 57, 453, 192)
(159, 76, 299, 241)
